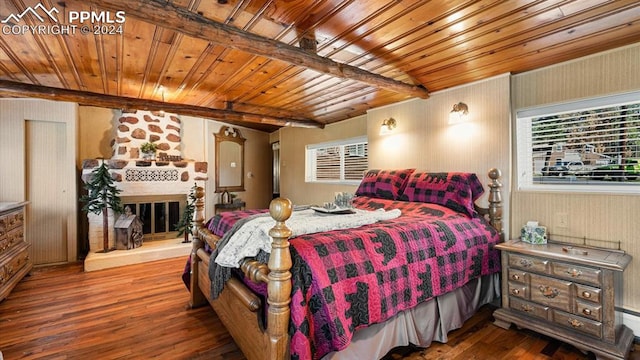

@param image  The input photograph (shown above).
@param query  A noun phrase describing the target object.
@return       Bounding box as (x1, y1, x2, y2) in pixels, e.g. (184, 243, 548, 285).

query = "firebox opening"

(121, 195, 186, 242)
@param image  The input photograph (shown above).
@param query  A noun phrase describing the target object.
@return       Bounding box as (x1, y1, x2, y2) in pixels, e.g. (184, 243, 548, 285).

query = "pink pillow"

(355, 169, 415, 200)
(397, 172, 484, 216)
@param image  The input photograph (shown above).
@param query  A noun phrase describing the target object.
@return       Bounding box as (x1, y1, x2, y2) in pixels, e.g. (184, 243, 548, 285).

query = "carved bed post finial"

(267, 198, 293, 360)
(189, 186, 207, 308)
(487, 168, 504, 241)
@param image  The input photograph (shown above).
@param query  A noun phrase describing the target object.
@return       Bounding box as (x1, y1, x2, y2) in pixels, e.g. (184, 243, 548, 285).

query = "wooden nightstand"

(493, 240, 633, 360)
(214, 201, 246, 214)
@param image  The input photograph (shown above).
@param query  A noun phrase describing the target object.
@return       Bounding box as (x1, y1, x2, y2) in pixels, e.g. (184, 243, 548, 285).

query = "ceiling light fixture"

(449, 102, 469, 124)
(380, 117, 397, 135)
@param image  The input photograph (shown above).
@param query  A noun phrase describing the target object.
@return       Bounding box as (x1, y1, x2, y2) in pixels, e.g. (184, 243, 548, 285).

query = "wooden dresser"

(493, 240, 633, 360)
(0, 201, 31, 302)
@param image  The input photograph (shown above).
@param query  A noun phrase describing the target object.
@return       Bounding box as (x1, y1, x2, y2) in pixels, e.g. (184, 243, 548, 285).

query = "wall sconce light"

(380, 117, 397, 135)
(448, 102, 469, 124)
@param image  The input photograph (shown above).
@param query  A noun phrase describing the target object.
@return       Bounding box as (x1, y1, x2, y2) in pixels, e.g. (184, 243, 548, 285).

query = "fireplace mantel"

(81, 158, 207, 197)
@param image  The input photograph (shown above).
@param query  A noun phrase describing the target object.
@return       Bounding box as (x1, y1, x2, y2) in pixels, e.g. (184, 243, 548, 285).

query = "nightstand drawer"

(530, 274, 572, 312)
(552, 261, 601, 286)
(507, 269, 528, 283)
(507, 281, 528, 298)
(575, 300, 602, 322)
(575, 283, 601, 304)
(553, 310, 602, 339)
(510, 297, 548, 321)
(508, 253, 548, 273)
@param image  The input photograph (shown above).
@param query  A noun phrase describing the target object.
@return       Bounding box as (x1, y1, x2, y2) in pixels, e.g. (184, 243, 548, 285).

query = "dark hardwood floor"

(0, 257, 637, 359)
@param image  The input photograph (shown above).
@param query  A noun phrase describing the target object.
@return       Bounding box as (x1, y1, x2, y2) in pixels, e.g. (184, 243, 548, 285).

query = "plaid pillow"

(397, 172, 484, 216)
(355, 169, 415, 200)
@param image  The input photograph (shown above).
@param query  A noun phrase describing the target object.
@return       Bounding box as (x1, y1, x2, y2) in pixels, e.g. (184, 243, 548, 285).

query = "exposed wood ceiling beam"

(85, 0, 430, 99)
(0, 80, 323, 129)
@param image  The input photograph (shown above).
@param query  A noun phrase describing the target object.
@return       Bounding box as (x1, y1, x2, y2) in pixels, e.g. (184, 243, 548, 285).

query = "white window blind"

(517, 91, 640, 191)
(306, 137, 368, 184)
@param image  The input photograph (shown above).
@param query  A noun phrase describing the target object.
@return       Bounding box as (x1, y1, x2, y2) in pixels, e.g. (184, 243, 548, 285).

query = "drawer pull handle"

(519, 259, 533, 268)
(568, 318, 584, 328)
(582, 291, 591, 298)
(567, 268, 582, 277)
(511, 274, 520, 281)
(521, 304, 534, 312)
(511, 289, 520, 295)
(538, 286, 559, 298)
(582, 308, 592, 316)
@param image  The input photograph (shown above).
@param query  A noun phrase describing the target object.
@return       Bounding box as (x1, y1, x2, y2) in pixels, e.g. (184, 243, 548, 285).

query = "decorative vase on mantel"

(142, 151, 156, 160)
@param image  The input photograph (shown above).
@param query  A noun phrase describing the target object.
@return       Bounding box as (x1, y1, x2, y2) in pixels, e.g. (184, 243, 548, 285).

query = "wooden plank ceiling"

(1, 0, 639, 132)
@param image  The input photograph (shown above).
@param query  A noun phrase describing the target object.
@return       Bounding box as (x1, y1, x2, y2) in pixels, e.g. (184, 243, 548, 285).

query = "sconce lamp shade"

(449, 102, 469, 124)
(380, 117, 397, 135)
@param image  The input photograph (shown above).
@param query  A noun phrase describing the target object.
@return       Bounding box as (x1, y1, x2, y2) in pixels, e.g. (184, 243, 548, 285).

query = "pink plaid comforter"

(204, 197, 501, 360)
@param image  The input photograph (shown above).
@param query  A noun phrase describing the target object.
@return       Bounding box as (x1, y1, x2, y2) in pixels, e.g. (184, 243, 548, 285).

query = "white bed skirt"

(323, 272, 501, 360)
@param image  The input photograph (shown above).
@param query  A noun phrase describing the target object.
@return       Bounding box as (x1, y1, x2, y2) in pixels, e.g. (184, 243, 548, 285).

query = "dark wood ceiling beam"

(0, 80, 323, 129)
(84, 0, 430, 99)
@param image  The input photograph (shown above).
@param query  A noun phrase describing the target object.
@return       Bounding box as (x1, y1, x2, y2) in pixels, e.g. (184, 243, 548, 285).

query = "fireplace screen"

(121, 195, 185, 241)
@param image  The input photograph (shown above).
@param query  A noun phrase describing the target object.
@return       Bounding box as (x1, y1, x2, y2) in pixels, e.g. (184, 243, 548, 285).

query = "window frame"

(305, 136, 368, 185)
(516, 91, 640, 194)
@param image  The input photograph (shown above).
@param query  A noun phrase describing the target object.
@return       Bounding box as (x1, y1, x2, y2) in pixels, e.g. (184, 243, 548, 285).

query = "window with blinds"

(306, 136, 368, 184)
(516, 91, 640, 191)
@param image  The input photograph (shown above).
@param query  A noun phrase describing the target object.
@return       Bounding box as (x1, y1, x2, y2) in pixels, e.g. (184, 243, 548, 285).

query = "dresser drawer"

(1, 227, 24, 252)
(508, 253, 549, 273)
(507, 268, 528, 283)
(530, 274, 572, 312)
(0, 209, 24, 238)
(508, 281, 528, 299)
(551, 261, 601, 286)
(510, 297, 549, 321)
(553, 309, 602, 339)
(575, 283, 601, 304)
(5, 227, 25, 251)
(2, 209, 24, 232)
(0, 244, 30, 286)
(575, 299, 602, 322)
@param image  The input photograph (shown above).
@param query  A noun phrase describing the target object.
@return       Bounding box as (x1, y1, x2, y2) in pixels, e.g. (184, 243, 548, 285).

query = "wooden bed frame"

(188, 168, 504, 360)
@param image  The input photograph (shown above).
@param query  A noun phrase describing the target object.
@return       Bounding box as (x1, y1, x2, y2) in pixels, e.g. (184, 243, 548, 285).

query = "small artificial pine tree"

(174, 183, 197, 243)
(81, 159, 123, 253)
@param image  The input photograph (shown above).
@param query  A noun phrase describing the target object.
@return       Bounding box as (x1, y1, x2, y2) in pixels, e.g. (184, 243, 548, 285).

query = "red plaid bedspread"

(205, 197, 501, 360)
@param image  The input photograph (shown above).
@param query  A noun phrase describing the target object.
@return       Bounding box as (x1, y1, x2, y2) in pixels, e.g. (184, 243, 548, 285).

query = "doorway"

(272, 142, 280, 199)
(25, 120, 69, 264)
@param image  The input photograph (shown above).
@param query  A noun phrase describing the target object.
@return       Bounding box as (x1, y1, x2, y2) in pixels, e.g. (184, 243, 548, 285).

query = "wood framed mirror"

(215, 126, 246, 193)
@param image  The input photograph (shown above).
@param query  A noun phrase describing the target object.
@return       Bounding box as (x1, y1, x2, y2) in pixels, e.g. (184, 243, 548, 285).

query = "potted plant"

(140, 141, 158, 159)
(80, 159, 124, 253)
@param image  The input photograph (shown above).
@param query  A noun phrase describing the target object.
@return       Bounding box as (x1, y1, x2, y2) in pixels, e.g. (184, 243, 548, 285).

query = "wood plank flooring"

(0, 257, 637, 359)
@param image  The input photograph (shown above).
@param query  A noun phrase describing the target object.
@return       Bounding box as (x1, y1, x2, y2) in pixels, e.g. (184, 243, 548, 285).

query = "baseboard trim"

(620, 308, 640, 344)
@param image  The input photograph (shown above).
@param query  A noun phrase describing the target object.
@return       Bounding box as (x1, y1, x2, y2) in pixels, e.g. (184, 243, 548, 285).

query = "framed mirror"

(215, 126, 246, 193)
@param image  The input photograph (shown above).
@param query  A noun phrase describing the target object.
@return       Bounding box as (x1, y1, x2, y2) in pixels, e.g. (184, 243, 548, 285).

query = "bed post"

(189, 186, 207, 308)
(266, 198, 293, 360)
(487, 168, 504, 241)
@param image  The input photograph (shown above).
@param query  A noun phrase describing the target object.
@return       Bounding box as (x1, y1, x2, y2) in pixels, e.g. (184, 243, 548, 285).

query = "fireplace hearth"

(81, 110, 208, 271)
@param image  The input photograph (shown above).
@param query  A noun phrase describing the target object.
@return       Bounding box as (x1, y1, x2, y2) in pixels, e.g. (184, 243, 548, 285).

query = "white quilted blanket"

(214, 208, 401, 268)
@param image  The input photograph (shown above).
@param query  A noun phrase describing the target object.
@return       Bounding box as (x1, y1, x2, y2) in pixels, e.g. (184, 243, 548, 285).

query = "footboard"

(189, 186, 293, 360)
(188, 168, 503, 360)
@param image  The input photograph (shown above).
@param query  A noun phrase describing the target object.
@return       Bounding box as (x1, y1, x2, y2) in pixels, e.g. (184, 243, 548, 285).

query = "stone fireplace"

(82, 110, 208, 271)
